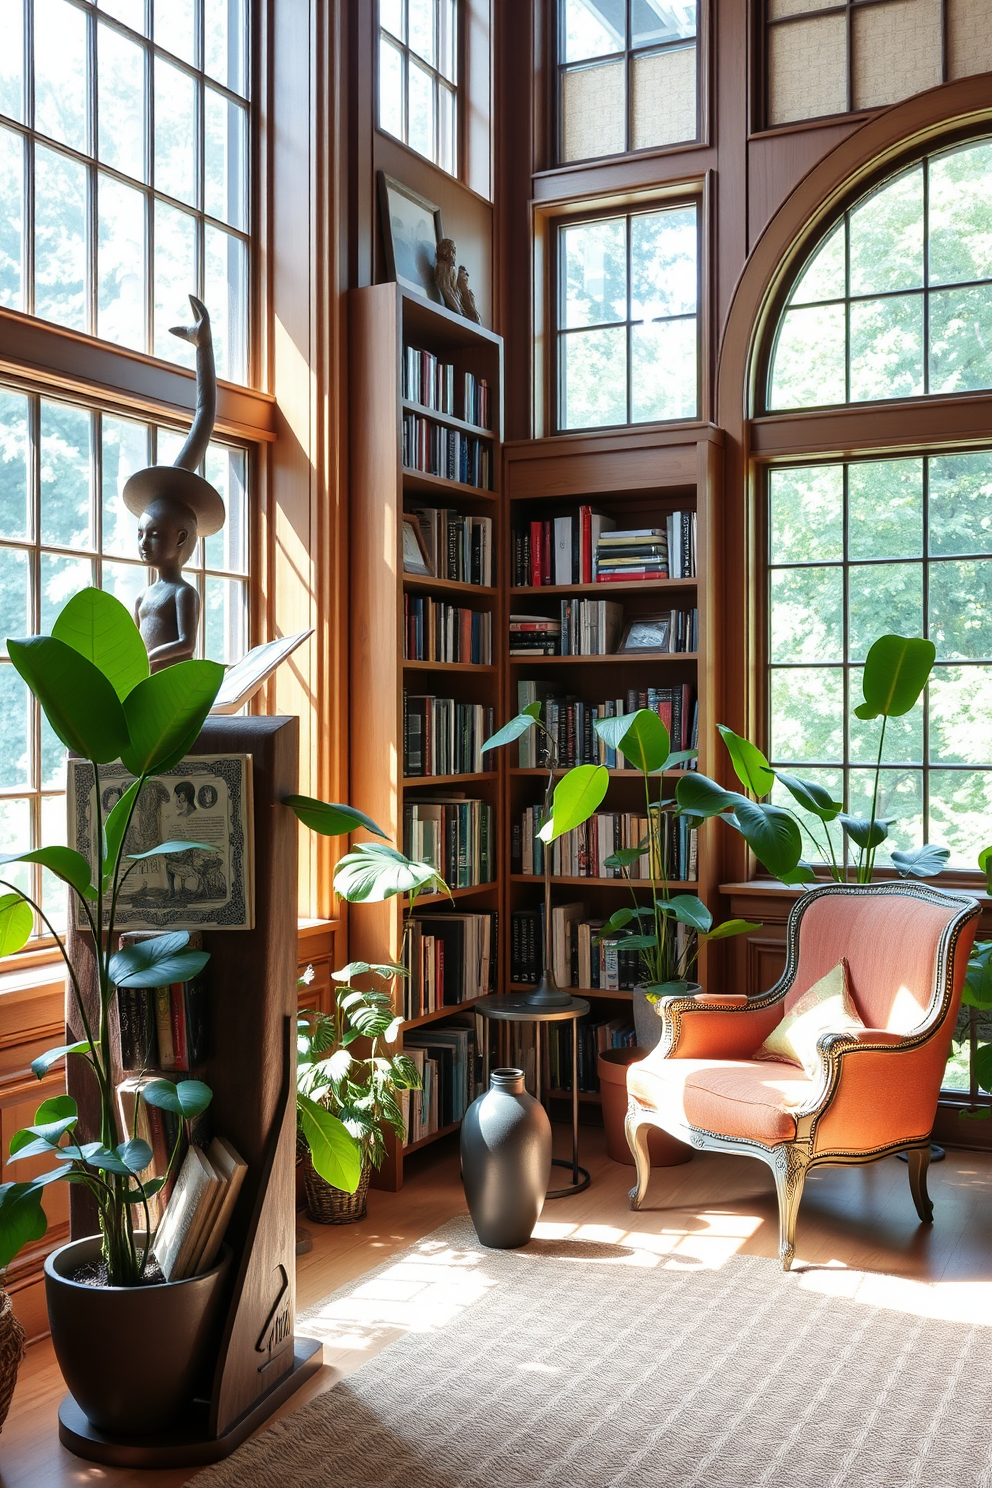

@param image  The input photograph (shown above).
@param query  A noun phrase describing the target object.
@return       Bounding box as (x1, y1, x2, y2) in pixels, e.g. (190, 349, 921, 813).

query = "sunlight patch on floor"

(796, 1263, 992, 1326)
(531, 1211, 762, 1269)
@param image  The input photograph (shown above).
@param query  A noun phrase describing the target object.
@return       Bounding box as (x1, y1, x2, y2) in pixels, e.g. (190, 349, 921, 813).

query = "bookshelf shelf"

(508, 652, 698, 666)
(510, 875, 696, 889)
(510, 767, 692, 778)
(408, 880, 499, 905)
(402, 398, 494, 439)
(403, 771, 497, 786)
(511, 578, 697, 597)
(403, 467, 498, 500)
(404, 1119, 462, 1154)
(403, 998, 484, 1030)
(403, 659, 498, 673)
(404, 574, 498, 598)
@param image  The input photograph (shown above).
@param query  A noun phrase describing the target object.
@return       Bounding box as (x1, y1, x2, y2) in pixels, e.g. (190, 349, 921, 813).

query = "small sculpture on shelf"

(124, 295, 226, 671)
(434, 236, 461, 312)
(456, 264, 481, 323)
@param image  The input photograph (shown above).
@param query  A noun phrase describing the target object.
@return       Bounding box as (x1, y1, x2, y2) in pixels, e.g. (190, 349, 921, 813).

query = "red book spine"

(530, 521, 542, 586)
(596, 571, 662, 582)
(580, 506, 592, 584)
(169, 983, 188, 1071)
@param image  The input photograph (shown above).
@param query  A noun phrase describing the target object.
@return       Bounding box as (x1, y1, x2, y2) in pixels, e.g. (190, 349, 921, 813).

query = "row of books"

(402, 694, 494, 777)
(404, 595, 493, 664)
(514, 682, 698, 768)
(545, 1018, 637, 1095)
(401, 911, 497, 1019)
(403, 346, 491, 430)
(402, 413, 492, 489)
(402, 1021, 481, 1143)
(512, 808, 698, 882)
(117, 976, 207, 1071)
(408, 507, 494, 586)
(509, 600, 624, 656)
(152, 1136, 247, 1282)
(511, 904, 691, 990)
(511, 507, 697, 587)
(403, 796, 495, 888)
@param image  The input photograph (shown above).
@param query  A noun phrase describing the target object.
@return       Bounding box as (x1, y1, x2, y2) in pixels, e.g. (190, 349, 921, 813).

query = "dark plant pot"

(45, 1235, 232, 1436)
(461, 1068, 552, 1249)
(632, 981, 701, 1050)
(597, 1047, 693, 1167)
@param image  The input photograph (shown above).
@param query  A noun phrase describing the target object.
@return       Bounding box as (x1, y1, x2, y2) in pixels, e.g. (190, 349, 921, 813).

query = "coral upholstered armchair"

(625, 883, 980, 1270)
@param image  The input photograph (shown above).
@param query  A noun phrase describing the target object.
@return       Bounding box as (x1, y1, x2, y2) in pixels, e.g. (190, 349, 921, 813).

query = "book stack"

(462, 371, 491, 429)
(403, 694, 494, 777)
(544, 1017, 637, 1094)
(665, 510, 697, 579)
(513, 681, 698, 768)
(152, 1137, 248, 1282)
(409, 507, 494, 585)
(509, 614, 561, 655)
(404, 595, 493, 664)
(402, 910, 498, 1018)
(404, 345, 456, 413)
(513, 807, 698, 881)
(559, 598, 624, 655)
(403, 795, 495, 887)
(402, 412, 492, 489)
(510, 905, 691, 990)
(511, 507, 616, 587)
(117, 1074, 183, 1222)
(403, 1022, 480, 1143)
(117, 931, 208, 1073)
(595, 528, 668, 582)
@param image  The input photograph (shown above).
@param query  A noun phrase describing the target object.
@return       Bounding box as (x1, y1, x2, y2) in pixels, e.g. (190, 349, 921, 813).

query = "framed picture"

(377, 171, 444, 302)
(618, 615, 671, 653)
(402, 516, 432, 576)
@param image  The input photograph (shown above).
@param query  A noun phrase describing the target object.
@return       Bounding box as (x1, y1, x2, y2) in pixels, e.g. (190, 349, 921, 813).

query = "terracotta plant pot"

(597, 1047, 693, 1167)
(45, 1235, 231, 1436)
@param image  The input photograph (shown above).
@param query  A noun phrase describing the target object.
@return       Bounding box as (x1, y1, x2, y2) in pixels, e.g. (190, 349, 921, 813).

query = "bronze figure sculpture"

(124, 296, 226, 671)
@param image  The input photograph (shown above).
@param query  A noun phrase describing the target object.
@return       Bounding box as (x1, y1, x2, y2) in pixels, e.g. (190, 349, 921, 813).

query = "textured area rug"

(189, 1216, 992, 1488)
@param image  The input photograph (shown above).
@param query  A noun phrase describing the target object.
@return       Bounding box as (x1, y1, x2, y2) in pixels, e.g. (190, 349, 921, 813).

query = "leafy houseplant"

(953, 846, 992, 1121)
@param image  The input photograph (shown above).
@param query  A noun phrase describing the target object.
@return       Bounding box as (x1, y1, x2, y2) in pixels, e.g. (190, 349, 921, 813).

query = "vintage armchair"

(625, 882, 980, 1269)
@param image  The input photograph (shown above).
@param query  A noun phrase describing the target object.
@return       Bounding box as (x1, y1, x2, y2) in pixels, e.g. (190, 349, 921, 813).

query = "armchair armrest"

(645, 990, 783, 1063)
(799, 1026, 952, 1151)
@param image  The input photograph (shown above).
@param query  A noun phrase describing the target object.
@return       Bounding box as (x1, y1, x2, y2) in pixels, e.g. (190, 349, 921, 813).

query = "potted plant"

(950, 846, 992, 1122)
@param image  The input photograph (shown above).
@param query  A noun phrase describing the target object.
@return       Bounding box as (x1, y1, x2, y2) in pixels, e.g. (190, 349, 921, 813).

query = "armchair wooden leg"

(772, 1145, 809, 1271)
(907, 1145, 934, 1223)
(626, 1102, 653, 1212)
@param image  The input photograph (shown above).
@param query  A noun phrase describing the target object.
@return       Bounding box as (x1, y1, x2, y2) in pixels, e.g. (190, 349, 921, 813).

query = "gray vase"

(632, 981, 702, 1049)
(461, 1068, 552, 1249)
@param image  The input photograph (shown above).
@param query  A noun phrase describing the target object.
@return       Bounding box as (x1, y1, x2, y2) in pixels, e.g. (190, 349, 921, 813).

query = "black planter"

(45, 1235, 232, 1436)
(632, 981, 702, 1049)
(461, 1068, 552, 1248)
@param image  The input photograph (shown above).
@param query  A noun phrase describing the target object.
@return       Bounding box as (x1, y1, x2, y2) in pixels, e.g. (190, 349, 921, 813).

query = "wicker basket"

(0, 1288, 25, 1432)
(301, 1145, 372, 1224)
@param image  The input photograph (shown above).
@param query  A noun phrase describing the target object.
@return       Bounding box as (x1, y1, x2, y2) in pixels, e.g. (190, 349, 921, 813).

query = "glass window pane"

(849, 293, 924, 403)
(204, 223, 247, 385)
(40, 401, 92, 549)
(561, 61, 625, 162)
(0, 547, 30, 655)
(770, 566, 844, 663)
(153, 201, 196, 365)
(562, 0, 621, 62)
(0, 392, 29, 540)
(437, 82, 455, 176)
(155, 57, 197, 206)
(34, 145, 87, 331)
(929, 769, 992, 869)
(789, 223, 845, 307)
(40, 709, 64, 788)
(102, 416, 149, 557)
(767, 14, 846, 127)
(928, 141, 992, 287)
(929, 284, 992, 395)
(0, 665, 29, 789)
(98, 24, 145, 181)
(631, 316, 696, 423)
(40, 790, 68, 930)
(34, 0, 88, 150)
(562, 217, 626, 328)
(205, 90, 247, 231)
(204, 0, 248, 96)
(847, 562, 923, 663)
(560, 325, 627, 430)
(851, 0, 941, 112)
(631, 205, 696, 319)
(769, 666, 845, 762)
(408, 0, 435, 66)
(929, 559, 992, 661)
(848, 458, 923, 561)
(0, 801, 32, 888)
(203, 444, 246, 572)
(770, 767, 843, 857)
(155, 427, 186, 465)
(154, 0, 196, 66)
(848, 168, 924, 297)
(99, 0, 145, 32)
(631, 44, 696, 151)
(98, 174, 147, 350)
(437, 0, 457, 82)
(768, 304, 846, 409)
(102, 558, 146, 617)
(40, 552, 94, 633)
(848, 666, 923, 765)
(632, 0, 695, 47)
(769, 465, 843, 565)
(204, 574, 246, 664)
(929, 665, 992, 765)
(380, 0, 404, 41)
(378, 35, 404, 142)
(408, 59, 434, 162)
(928, 453, 992, 557)
(0, 126, 24, 311)
(847, 767, 923, 857)
(0, 0, 24, 122)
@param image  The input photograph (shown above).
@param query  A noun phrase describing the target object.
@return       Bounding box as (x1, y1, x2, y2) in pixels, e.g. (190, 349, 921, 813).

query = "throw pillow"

(754, 959, 863, 1079)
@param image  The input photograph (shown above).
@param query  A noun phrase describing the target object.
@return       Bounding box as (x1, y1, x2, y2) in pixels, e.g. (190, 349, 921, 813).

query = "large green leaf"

(8, 636, 129, 763)
(538, 764, 610, 843)
(613, 710, 670, 774)
(0, 848, 95, 901)
(298, 1092, 362, 1192)
(109, 931, 210, 989)
(103, 778, 142, 875)
(334, 843, 443, 902)
(979, 845, 992, 894)
(729, 799, 804, 878)
(717, 726, 775, 797)
(141, 1078, 213, 1119)
(116, 1138, 153, 1174)
(890, 843, 949, 879)
(0, 1181, 48, 1269)
(704, 918, 762, 942)
(839, 814, 891, 851)
(51, 587, 148, 701)
(126, 840, 217, 861)
(973, 1040, 992, 1097)
(284, 796, 386, 838)
(657, 894, 712, 932)
(481, 710, 540, 753)
(775, 773, 842, 822)
(674, 773, 738, 819)
(31, 1041, 91, 1079)
(120, 660, 225, 775)
(0, 893, 33, 957)
(963, 945, 992, 1010)
(854, 634, 935, 720)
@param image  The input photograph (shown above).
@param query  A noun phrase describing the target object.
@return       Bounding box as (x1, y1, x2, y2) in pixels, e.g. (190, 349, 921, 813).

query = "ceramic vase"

(632, 981, 702, 1049)
(461, 1068, 552, 1248)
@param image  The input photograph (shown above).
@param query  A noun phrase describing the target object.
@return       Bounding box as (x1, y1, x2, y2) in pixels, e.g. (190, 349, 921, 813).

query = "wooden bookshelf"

(349, 283, 504, 1189)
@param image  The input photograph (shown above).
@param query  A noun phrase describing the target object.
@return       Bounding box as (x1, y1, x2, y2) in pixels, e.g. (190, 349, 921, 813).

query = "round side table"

(474, 993, 591, 1197)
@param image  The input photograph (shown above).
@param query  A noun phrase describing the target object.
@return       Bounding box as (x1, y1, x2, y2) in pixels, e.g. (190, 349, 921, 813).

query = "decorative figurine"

(123, 296, 226, 671)
(433, 237, 461, 313)
(456, 264, 481, 323)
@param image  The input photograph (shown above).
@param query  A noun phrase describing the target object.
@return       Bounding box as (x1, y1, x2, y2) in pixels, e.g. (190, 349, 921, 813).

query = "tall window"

(0, 0, 250, 383)
(558, 203, 698, 431)
(558, 1, 697, 164)
(764, 0, 992, 130)
(379, 0, 457, 176)
(768, 139, 992, 411)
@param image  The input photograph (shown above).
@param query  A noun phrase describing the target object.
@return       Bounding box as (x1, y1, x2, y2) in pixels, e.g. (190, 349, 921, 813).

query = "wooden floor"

(7, 1124, 992, 1486)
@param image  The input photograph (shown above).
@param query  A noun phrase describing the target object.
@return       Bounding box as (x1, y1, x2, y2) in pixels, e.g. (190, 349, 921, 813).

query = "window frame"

(376, 0, 461, 179)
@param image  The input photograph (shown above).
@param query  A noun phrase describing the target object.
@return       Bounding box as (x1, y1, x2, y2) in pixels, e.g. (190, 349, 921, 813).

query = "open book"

(210, 631, 313, 714)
